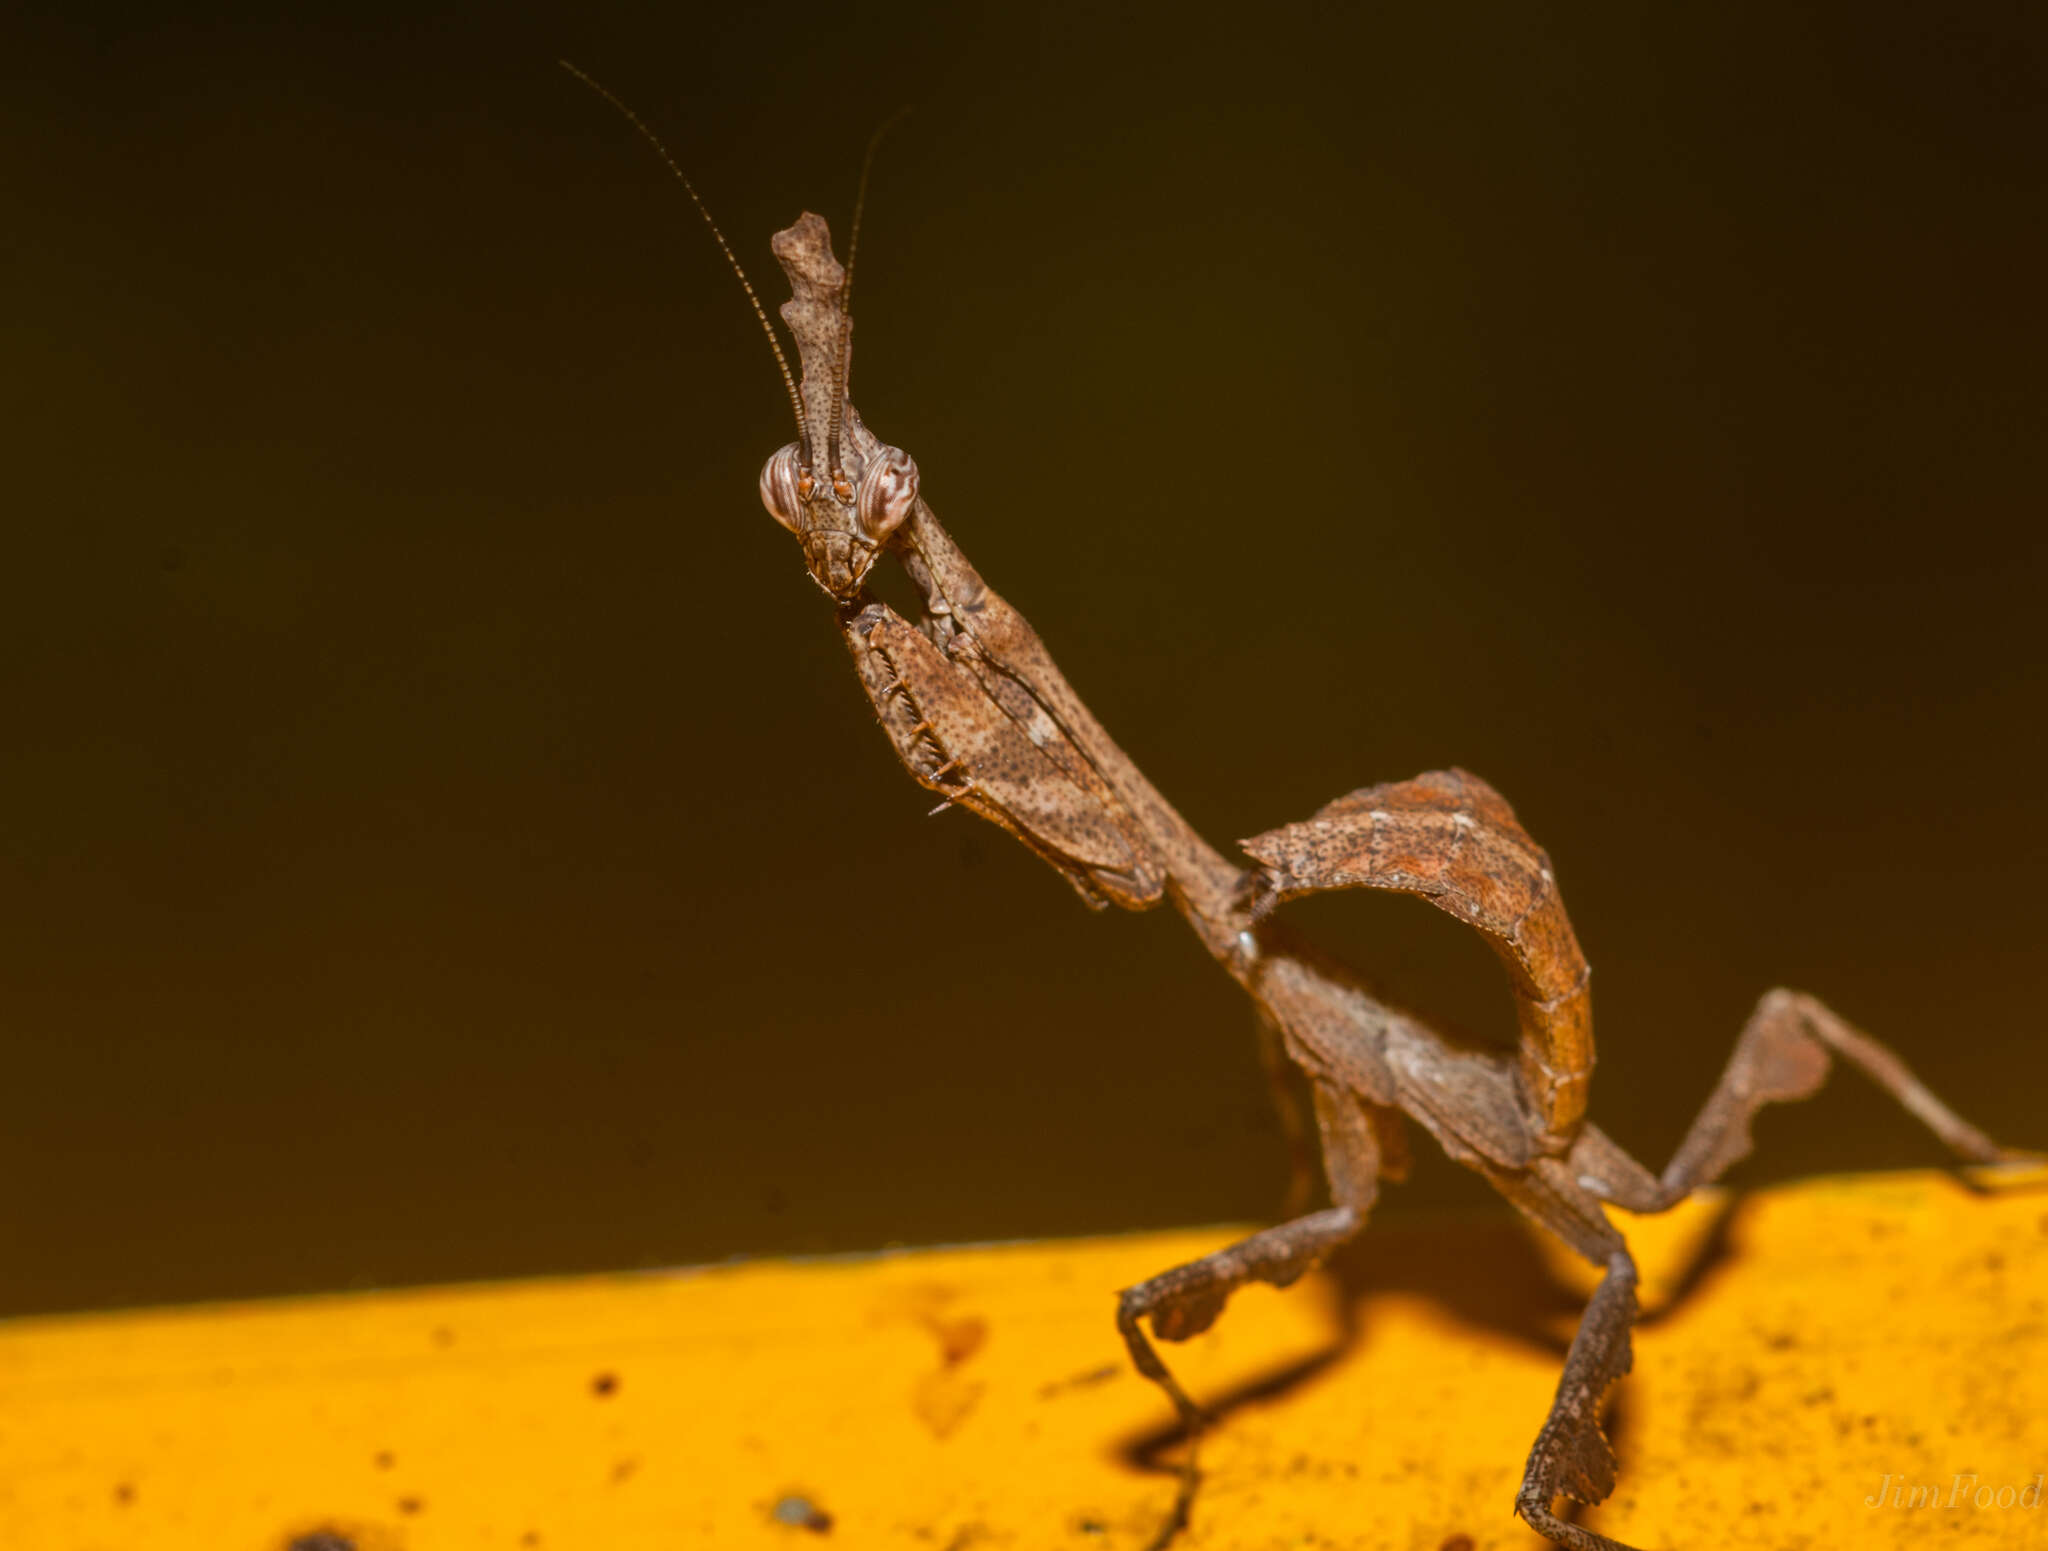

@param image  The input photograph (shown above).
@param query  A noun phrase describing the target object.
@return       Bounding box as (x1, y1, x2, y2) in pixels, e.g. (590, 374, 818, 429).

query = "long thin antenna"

(559, 60, 811, 465)
(826, 106, 912, 493)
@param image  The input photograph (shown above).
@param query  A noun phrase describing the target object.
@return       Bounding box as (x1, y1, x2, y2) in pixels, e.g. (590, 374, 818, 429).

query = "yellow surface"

(3, 1168, 2044, 1551)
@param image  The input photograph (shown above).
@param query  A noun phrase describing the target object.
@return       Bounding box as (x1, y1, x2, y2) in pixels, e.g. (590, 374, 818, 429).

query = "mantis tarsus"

(570, 67, 2026, 1551)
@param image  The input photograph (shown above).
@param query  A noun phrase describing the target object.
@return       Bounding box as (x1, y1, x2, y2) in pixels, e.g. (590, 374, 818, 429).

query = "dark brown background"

(5, 6, 2043, 1317)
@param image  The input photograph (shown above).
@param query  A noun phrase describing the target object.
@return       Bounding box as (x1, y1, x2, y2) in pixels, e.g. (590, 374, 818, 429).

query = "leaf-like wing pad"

(1242, 768, 1592, 1146)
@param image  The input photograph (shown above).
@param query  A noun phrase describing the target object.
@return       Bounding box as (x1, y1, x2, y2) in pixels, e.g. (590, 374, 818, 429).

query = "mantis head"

(556, 66, 912, 601)
(755, 209, 920, 601)
(758, 423, 918, 600)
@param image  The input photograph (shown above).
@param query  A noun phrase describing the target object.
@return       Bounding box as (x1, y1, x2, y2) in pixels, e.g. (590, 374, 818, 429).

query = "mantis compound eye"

(758, 443, 805, 534)
(856, 445, 919, 542)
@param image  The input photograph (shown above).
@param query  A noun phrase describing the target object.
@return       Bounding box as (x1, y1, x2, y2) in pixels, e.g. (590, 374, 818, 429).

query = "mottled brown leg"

(1574, 988, 2009, 1214)
(1520, 987, 2018, 1546)
(1117, 1081, 1381, 1549)
(1515, 1250, 1647, 1551)
(1252, 1007, 1318, 1219)
(1470, 1152, 1656, 1549)
(1117, 1205, 1363, 1548)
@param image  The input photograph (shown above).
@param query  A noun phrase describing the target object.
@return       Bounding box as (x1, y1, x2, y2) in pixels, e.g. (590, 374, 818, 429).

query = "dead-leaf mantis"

(567, 65, 2028, 1551)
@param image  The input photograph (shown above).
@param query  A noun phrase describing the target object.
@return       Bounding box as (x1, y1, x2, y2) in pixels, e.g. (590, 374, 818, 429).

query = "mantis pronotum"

(569, 67, 2024, 1551)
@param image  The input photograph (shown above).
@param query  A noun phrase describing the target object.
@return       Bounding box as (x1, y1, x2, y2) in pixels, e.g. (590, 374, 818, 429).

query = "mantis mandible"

(567, 66, 2025, 1551)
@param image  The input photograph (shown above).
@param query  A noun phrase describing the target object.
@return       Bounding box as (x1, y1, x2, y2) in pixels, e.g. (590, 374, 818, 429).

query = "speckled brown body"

(738, 211, 2017, 1551)
(770, 214, 1577, 1174)
(1243, 767, 1594, 1150)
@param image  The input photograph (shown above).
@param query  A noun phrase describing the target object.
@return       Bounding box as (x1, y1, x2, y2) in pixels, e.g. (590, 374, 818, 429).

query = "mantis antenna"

(825, 107, 912, 497)
(558, 59, 813, 469)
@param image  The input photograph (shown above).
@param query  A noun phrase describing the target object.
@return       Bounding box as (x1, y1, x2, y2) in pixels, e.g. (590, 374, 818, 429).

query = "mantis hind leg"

(1474, 1157, 1649, 1550)
(1515, 1249, 1648, 1551)
(1572, 988, 2010, 1214)
(1515, 987, 2021, 1548)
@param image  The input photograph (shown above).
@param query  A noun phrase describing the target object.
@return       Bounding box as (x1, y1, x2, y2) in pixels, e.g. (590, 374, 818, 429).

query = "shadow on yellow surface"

(2, 1167, 2043, 1551)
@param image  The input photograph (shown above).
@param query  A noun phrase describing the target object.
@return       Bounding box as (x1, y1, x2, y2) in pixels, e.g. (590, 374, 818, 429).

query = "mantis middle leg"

(1116, 1080, 1390, 1546)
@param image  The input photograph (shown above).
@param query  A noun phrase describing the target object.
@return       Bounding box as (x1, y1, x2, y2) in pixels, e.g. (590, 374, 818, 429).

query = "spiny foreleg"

(837, 599, 1163, 909)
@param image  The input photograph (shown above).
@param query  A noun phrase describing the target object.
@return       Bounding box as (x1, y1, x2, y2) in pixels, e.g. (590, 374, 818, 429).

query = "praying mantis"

(567, 66, 2027, 1551)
